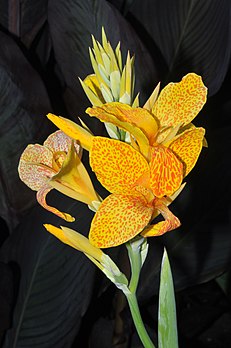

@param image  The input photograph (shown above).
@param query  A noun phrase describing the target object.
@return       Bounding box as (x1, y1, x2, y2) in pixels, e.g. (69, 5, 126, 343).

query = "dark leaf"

(0, 30, 53, 230)
(129, 0, 231, 95)
(0, 0, 48, 48)
(0, 193, 96, 348)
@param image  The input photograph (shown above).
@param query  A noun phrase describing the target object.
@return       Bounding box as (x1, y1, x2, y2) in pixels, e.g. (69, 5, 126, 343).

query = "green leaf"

(158, 249, 178, 348)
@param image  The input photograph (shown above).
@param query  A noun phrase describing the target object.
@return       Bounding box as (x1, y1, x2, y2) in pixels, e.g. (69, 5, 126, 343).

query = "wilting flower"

(18, 130, 99, 221)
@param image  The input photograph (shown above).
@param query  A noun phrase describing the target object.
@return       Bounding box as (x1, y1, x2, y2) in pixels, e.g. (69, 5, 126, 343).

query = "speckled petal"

(89, 194, 154, 248)
(90, 137, 150, 196)
(141, 202, 180, 237)
(44, 130, 81, 155)
(168, 127, 205, 176)
(152, 73, 207, 128)
(18, 144, 55, 191)
(149, 146, 183, 198)
(37, 185, 75, 222)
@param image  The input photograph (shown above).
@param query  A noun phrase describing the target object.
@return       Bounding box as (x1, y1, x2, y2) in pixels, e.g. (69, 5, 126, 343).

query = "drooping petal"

(47, 113, 93, 151)
(44, 224, 103, 261)
(18, 144, 55, 191)
(152, 73, 207, 128)
(168, 127, 205, 177)
(44, 130, 81, 155)
(149, 146, 183, 198)
(37, 185, 74, 222)
(89, 194, 154, 248)
(90, 137, 150, 196)
(50, 142, 99, 206)
(141, 201, 180, 237)
(86, 103, 157, 159)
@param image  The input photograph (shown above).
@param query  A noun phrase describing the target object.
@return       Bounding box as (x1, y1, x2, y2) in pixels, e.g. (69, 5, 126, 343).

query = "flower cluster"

(18, 30, 207, 253)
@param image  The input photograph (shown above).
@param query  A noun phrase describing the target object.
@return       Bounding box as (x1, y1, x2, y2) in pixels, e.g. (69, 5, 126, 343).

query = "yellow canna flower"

(45, 74, 207, 248)
(86, 73, 207, 187)
(18, 130, 99, 222)
(88, 137, 182, 248)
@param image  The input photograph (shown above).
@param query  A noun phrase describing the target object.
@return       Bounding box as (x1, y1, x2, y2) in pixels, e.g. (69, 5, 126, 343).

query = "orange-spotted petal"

(152, 73, 207, 128)
(86, 103, 154, 159)
(89, 194, 154, 248)
(90, 137, 150, 196)
(168, 127, 205, 177)
(149, 145, 183, 198)
(141, 201, 180, 237)
(18, 144, 55, 191)
(47, 113, 93, 151)
(37, 184, 75, 222)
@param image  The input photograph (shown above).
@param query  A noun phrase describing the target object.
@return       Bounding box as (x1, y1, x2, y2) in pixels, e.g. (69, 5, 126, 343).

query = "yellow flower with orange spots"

(18, 130, 100, 222)
(46, 73, 207, 248)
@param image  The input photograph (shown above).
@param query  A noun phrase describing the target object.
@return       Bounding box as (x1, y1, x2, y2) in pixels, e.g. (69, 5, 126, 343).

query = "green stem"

(126, 293, 156, 348)
(126, 242, 141, 293)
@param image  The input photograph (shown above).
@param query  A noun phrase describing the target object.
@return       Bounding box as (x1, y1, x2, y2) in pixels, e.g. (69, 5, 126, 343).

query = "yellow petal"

(152, 73, 207, 128)
(47, 113, 93, 151)
(37, 185, 74, 222)
(50, 142, 99, 206)
(44, 225, 103, 261)
(149, 145, 183, 198)
(87, 102, 158, 144)
(89, 194, 154, 248)
(86, 103, 154, 159)
(18, 144, 55, 191)
(168, 127, 205, 176)
(141, 200, 180, 237)
(90, 137, 150, 196)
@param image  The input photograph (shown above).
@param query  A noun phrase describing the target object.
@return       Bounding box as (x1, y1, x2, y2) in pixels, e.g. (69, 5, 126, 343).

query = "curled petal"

(168, 127, 205, 176)
(150, 146, 183, 198)
(90, 137, 150, 196)
(89, 194, 154, 248)
(44, 130, 81, 156)
(152, 73, 207, 128)
(18, 144, 54, 191)
(37, 185, 75, 222)
(86, 103, 154, 159)
(50, 142, 99, 206)
(141, 202, 180, 237)
(47, 114, 93, 151)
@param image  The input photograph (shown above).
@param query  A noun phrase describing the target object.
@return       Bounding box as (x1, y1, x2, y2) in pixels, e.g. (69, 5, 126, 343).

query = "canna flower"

(18, 130, 99, 222)
(86, 73, 207, 188)
(88, 136, 182, 248)
(46, 73, 207, 248)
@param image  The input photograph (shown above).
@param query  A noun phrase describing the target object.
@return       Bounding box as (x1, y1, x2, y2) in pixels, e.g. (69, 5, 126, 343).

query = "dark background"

(0, 1, 231, 347)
